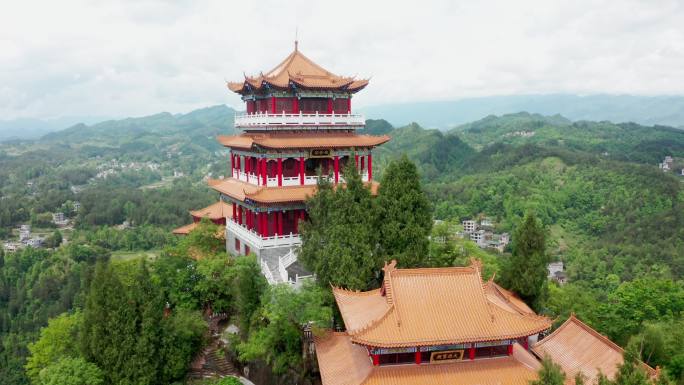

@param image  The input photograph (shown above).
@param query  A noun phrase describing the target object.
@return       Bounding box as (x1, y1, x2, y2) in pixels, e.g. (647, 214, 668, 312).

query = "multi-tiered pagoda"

(188, 42, 389, 284)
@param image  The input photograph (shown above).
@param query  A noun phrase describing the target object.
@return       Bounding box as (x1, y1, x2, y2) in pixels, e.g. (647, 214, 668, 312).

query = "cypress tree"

(376, 155, 432, 267)
(80, 261, 116, 372)
(81, 261, 167, 385)
(500, 211, 549, 308)
(232, 255, 268, 334)
(299, 163, 380, 290)
(129, 261, 163, 385)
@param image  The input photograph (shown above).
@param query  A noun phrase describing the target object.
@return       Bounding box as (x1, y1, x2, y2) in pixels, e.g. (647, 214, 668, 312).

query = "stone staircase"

(187, 313, 239, 381)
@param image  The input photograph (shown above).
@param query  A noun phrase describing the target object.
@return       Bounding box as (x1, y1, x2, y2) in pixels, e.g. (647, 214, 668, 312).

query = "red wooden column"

(258, 212, 264, 236)
(333, 155, 340, 184)
(469, 344, 475, 360)
(257, 212, 264, 237)
(277, 211, 283, 236)
(293, 209, 299, 234)
(249, 210, 254, 230)
(247, 209, 254, 230)
(415, 348, 421, 365)
(355, 153, 359, 169)
(367, 153, 373, 180)
(237, 206, 243, 225)
(292, 97, 299, 113)
(261, 158, 268, 186)
(523, 338, 529, 350)
(327, 99, 333, 114)
(371, 354, 379, 366)
(507, 344, 513, 356)
(271, 96, 276, 114)
(277, 157, 283, 186)
(245, 156, 251, 183)
(347, 98, 351, 113)
(232, 203, 237, 221)
(299, 156, 305, 185)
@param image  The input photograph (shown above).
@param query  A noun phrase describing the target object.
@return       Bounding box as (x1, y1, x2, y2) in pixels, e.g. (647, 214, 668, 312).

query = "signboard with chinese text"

(430, 350, 464, 363)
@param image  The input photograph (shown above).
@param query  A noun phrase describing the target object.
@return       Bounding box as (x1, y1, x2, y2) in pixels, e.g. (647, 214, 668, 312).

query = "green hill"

(377, 117, 684, 281)
(452, 112, 684, 164)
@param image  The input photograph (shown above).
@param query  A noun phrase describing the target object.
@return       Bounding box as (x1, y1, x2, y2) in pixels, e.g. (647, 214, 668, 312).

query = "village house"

(19, 224, 31, 242)
(461, 218, 510, 252)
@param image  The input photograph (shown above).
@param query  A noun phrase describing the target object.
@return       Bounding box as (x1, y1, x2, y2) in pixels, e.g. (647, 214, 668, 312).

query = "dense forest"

(1, 107, 684, 384)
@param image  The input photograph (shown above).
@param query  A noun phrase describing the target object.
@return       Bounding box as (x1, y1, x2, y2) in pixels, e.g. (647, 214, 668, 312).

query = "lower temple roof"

(172, 222, 199, 235)
(189, 201, 231, 220)
(531, 315, 656, 384)
(315, 332, 541, 385)
(333, 261, 551, 348)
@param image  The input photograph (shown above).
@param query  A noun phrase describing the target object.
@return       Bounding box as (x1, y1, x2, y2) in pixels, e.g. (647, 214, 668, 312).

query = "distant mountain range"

(3, 94, 684, 142)
(359, 94, 684, 129)
(0, 116, 111, 142)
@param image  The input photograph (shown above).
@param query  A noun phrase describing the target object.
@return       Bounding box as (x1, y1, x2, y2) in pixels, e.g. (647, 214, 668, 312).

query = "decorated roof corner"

(189, 201, 231, 220)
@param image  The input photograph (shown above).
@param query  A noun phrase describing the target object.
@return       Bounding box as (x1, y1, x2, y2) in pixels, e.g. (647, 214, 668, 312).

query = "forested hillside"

(454, 112, 684, 164)
(2, 108, 684, 384)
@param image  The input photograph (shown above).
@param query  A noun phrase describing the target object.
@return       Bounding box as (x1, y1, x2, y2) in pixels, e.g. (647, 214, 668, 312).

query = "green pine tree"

(81, 260, 197, 385)
(299, 163, 380, 290)
(530, 356, 566, 385)
(80, 261, 118, 376)
(376, 155, 432, 267)
(501, 211, 549, 308)
(129, 261, 163, 385)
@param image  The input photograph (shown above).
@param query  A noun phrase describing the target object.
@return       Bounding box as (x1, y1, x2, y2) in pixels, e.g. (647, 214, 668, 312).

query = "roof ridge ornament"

(295, 26, 299, 51)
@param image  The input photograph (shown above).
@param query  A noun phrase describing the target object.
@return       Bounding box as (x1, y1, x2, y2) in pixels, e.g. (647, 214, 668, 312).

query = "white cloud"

(1, 0, 683, 119)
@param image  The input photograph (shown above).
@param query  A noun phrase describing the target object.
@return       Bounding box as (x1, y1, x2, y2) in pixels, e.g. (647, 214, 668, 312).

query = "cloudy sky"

(1, 0, 683, 120)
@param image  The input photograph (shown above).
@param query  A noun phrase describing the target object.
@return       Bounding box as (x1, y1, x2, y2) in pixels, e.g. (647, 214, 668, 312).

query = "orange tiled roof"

(532, 315, 656, 384)
(335, 261, 551, 348)
(315, 332, 374, 385)
(217, 133, 390, 150)
(209, 178, 379, 204)
(484, 279, 536, 316)
(315, 332, 542, 385)
(333, 288, 391, 333)
(228, 46, 369, 94)
(189, 201, 230, 220)
(172, 222, 199, 235)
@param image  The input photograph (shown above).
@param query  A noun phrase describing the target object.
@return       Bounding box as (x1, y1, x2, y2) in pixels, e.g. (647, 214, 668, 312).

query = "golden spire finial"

(295, 27, 299, 51)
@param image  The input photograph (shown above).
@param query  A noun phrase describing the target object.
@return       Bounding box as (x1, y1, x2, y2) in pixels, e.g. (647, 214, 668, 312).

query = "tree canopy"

(298, 164, 380, 290)
(376, 154, 433, 267)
